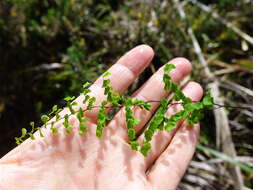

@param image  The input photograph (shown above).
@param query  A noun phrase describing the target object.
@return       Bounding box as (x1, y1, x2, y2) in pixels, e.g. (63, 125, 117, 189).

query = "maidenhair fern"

(15, 64, 214, 156)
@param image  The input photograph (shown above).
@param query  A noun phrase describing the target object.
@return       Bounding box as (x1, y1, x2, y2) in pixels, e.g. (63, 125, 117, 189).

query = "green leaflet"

(49, 105, 58, 115)
(38, 127, 44, 137)
(41, 115, 49, 124)
(140, 141, 151, 156)
(129, 141, 139, 151)
(87, 97, 96, 110)
(202, 89, 214, 108)
(63, 114, 69, 128)
(102, 71, 111, 78)
(21, 128, 27, 137)
(79, 123, 87, 136)
(82, 82, 90, 89)
(51, 127, 59, 134)
(82, 95, 90, 104)
(164, 64, 176, 72)
(64, 96, 75, 102)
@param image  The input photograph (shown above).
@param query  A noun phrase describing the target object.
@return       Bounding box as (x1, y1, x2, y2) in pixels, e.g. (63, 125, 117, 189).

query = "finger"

(141, 81, 203, 167)
(108, 58, 192, 140)
(146, 83, 203, 190)
(147, 123, 200, 190)
(74, 44, 154, 122)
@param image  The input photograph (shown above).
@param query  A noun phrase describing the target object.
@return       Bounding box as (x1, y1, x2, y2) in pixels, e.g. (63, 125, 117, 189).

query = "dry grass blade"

(197, 145, 253, 174)
(221, 81, 253, 97)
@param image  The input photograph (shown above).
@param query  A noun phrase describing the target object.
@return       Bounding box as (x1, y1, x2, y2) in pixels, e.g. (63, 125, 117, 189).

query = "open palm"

(0, 45, 203, 190)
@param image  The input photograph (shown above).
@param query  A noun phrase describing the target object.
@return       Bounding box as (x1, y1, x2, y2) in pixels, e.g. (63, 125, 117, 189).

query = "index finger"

(75, 44, 154, 122)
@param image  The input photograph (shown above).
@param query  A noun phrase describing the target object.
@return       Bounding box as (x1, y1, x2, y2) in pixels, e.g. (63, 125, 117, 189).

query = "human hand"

(0, 45, 203, 190)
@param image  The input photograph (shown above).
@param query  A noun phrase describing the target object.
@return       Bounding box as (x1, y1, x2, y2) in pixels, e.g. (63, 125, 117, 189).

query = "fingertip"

(183, 81, 204, 101)
(164, 57, 192, 82)
(136, 44, 154, 56)
(119, 44, 154, 75)
(170, 57, 192, 76)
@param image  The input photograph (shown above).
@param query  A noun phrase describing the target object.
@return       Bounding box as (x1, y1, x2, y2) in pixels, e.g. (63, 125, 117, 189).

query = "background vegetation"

(0, 0, 252, 189)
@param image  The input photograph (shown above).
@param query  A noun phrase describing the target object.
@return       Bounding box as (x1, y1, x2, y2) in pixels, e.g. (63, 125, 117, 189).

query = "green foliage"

(16, 66, 214, 157)
(138, 65, 214, 155)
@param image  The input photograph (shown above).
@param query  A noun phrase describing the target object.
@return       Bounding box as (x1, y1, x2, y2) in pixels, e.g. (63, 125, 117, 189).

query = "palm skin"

(0, 45, 203, 190)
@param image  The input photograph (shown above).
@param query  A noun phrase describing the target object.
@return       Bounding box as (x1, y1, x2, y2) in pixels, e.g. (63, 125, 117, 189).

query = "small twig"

(42, 99, 251, 134)
(213, 68, 236, 76)
(84, 101, 251, 112)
